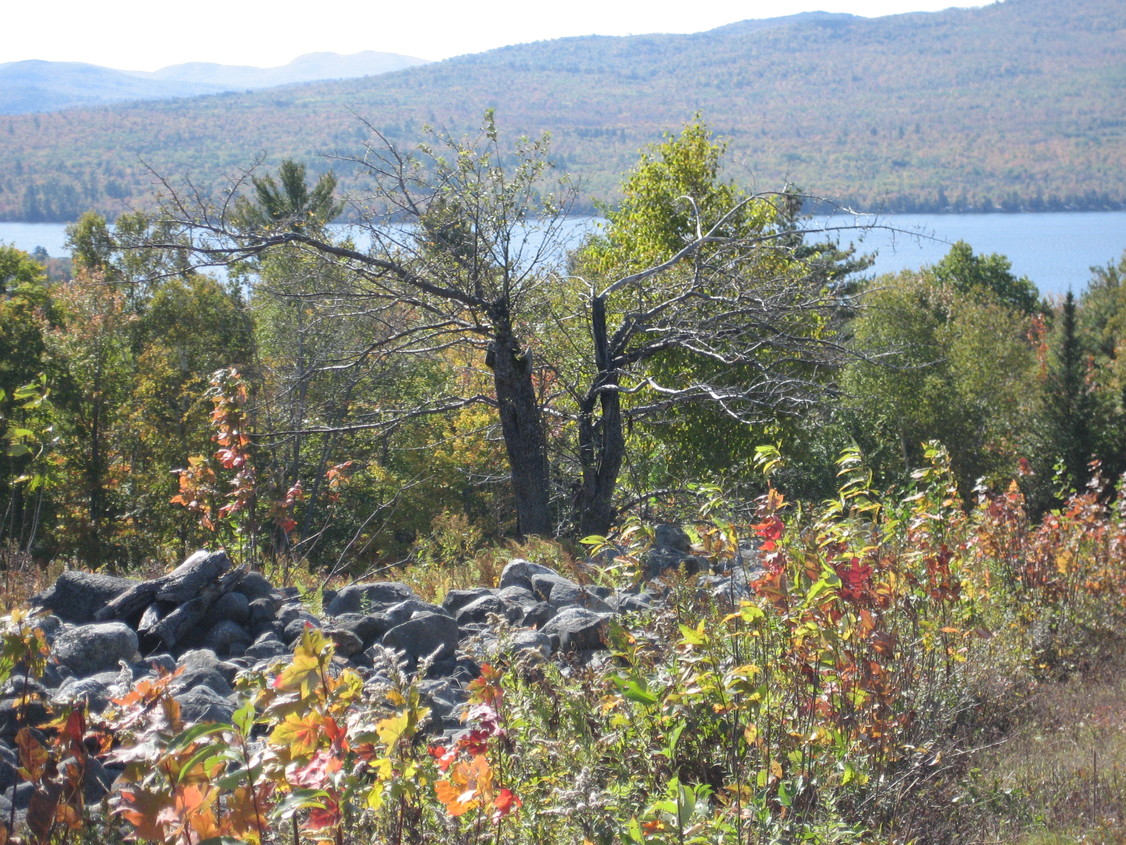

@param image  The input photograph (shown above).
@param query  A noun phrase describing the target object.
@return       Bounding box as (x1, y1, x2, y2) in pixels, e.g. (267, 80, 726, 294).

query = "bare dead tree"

(142, 114, 873, 540)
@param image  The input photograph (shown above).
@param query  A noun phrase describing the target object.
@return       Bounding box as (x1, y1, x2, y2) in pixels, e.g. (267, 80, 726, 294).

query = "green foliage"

(42, 268, 137, 567)
(233, 159, 343, 233)
(579, 120, 759, 276)
(841, 248, 1042, 497)
(930, 240, 1040, 315)
(0, 247, 55, 548)
(1074, 250, 1126, 480)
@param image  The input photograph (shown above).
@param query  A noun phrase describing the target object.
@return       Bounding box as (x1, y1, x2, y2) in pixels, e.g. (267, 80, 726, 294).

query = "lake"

(3, 211, 1124, 298)
(821, 211, 1126, 296)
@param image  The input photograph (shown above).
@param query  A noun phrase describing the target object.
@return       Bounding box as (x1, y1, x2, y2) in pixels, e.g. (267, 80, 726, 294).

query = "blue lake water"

(3, 211, 1124, 298)
(823, 211, 1126, 297)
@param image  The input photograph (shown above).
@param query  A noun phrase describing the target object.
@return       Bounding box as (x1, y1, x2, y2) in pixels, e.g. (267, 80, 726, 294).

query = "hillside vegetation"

(0, 0, 1123, 221)
(1, 105, 1125, 845)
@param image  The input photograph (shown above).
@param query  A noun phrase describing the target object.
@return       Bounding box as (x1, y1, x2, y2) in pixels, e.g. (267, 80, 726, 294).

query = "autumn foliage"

(0, 444, 1123, 843)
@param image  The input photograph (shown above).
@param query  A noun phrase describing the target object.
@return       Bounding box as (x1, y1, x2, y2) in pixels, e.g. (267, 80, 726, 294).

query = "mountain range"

(0, 51, 429, 114)
(1, 0, 1122, 222)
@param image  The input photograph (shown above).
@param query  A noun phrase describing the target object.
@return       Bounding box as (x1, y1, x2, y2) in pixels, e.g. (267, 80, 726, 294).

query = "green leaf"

(777, 780, 792, 807)
(805, 578, 835, 603)
(174, 746, 227, 785)
(611, 674, 659, 707)
(166, 721, 228, 753)
(666, 722, 686, 758)
(232, 699, 257, 736)
(625, 817, 645, 843)
(272, 788, 328, 820)
(678, 622, 707, 646)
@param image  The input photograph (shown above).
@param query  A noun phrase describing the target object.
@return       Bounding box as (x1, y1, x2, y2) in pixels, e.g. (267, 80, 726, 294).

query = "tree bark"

(576, 296, 626, 538)
(488, 322, 552, 537)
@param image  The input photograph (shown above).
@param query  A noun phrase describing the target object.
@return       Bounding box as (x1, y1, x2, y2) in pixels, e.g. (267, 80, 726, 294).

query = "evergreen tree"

(1045, 291, 1095, 489)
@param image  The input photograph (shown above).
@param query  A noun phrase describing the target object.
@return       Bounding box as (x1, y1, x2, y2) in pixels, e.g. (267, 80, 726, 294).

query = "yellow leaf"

(270, 711, 324, 758)
(376, 711, 410, 750)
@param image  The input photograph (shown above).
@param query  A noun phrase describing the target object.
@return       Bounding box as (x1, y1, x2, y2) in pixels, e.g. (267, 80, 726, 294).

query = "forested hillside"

(1, 0, 1122, 221)
(0, 51, 429, 116)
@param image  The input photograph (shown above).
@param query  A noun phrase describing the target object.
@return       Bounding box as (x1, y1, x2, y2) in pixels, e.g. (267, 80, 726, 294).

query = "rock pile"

(3, 536, 760, 818)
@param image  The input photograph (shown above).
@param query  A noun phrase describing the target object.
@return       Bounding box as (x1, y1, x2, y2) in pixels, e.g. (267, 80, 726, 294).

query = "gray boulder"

(541, 607, 610, 652)
(494, 585, 537, 605)
(441, 587, 494, 615)
(498, 559, 560, 592)
(518, 601, 556, 629)
(510, 630, 553, 659)
(211, 591, 250, 625)
(0, 697, 50, 736)
(176, 685, 236, 724)
(529, 572, 578, 602)
(539, 579, 613, 613)
(53, 622, 137, 677)
(170, 666, 233, 699)
(330, 613, 393, 649)
(326, 582, 419, 616)
(0, 744, 17, 792)
(244, 632, 289, 660)
(53, 671, 125, 712)
(203, 619, 252, 656)
(235, 571, 278, 603)
(323, 627, 364, 657)
(454, 594, 521, 626)
(383, 599, 449, 627)
(645, 524, 708, 578)
(32, 570, 138, 624)
(380, 612, 460, 667)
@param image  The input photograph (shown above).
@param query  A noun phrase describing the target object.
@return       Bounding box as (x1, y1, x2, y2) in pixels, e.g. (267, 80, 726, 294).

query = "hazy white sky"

(11, 0, 990, 71)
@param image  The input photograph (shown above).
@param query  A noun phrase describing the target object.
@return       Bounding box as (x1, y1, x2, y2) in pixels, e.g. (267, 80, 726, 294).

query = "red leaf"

(493, 788, 522, 818)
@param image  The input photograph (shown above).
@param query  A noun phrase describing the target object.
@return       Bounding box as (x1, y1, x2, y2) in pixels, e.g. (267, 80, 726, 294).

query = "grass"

(961, 637, 1126, 844)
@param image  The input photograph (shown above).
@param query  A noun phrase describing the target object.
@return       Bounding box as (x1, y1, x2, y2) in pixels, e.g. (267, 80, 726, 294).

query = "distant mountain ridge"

(0, 51, 429, 115)
(1, 0, 1122, 221)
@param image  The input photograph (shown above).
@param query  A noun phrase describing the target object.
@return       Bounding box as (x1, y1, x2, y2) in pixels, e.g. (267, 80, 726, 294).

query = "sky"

(11, 0, 990, 71)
